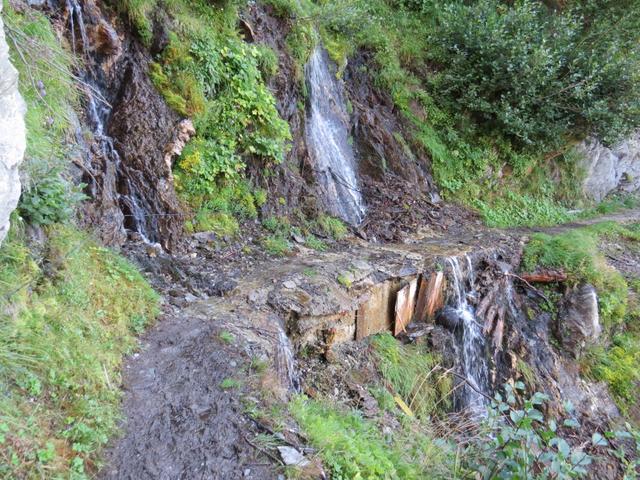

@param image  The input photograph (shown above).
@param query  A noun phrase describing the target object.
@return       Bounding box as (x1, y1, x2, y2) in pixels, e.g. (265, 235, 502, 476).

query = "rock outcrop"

(555, 283, 601, 358)
(0, 4, 27, 245)
(577, 133, 640, 202)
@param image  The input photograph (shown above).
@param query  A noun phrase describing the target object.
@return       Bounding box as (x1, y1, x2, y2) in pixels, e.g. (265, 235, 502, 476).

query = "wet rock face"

(108, 48, 184, 250)
(577, 133, 640, 202)
(555, 283, 601, 358)
(344, 52, 437, 195)
(0, 4, 26, 245)
(66, 0, 184, 249)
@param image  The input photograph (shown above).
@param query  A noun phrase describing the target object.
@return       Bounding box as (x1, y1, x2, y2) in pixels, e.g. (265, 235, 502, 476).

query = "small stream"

(305, 46, 365, 226)
(446, 256, 490, 415)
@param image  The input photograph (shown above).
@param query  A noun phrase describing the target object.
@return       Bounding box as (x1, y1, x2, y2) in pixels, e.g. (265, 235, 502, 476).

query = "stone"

(577, 133, 640, 202)
(556, 284, 601, 358)
(277, 446, 309, 467)
(414, 272, 445, 323)
(394, 277, 418, 335)
(0, 3, 26, 246)
(283, 280, 296, 289)
(356, 279, 402, 340)
(435, 306, 462, 332)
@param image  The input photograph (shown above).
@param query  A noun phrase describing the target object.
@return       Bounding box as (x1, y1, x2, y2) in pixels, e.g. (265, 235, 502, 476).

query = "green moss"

(0, 224, 159, 478)
(192, 211, 239, 237)
(112, 0, 156, 45)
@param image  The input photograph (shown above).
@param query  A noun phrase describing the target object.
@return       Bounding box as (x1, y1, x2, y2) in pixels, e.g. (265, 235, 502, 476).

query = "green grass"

(317, 215, 347, 240)
(371, 333, 452, 417)
(522, 225, 629, 330)
(262, 235, 291, 256)
(289, 396, 455, 479)
(0, 223, 159, 478)
(219, 331, 235, 344)
(220, 378, 242, 390)
(4, 3, 84, 225)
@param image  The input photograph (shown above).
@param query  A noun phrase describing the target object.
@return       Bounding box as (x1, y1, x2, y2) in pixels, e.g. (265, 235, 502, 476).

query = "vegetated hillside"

(110, 0, 640, 234)
(2, 0, 640, 478)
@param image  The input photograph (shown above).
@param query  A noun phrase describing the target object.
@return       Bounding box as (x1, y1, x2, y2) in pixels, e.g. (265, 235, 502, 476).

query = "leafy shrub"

(149, 0, 290, 229)
(18, 169, 85, 226)
(466, 384, 592, 479)
(428, 0, 640, 147)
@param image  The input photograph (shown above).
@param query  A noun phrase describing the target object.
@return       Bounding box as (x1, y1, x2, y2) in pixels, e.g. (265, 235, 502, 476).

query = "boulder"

(0, 4, 27, 245)
(555, 284, 601, 358)
(577, 133, 640, 202)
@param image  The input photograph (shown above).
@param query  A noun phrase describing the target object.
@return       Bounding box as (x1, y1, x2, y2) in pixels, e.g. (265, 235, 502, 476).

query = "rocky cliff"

(0, 3, 26, 245)
(579, 132, 640, 202)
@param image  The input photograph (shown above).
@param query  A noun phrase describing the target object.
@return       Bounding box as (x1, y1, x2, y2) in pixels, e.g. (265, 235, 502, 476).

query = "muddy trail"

(99, 208, 640, 479)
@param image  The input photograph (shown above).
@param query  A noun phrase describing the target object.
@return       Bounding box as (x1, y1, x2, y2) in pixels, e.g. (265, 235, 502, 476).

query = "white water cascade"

(67, 0, 151, 242)
(446, 256, 490, 415)
(305, 47, 365, 226)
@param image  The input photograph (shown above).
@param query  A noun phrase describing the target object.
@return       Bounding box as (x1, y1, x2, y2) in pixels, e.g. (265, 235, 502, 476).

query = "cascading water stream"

(275, 320, 301, 393)
(446, 256, 490, 415)
(305, 47, 365, 226)
(66, 0, 152, 242)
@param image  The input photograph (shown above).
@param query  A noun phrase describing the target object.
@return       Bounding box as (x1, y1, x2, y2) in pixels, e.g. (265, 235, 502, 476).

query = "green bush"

(466, 384, 592, 479)
(148, 0, 291, 229)
(18, 168, 85, 226)
(428, 0, 640, 147)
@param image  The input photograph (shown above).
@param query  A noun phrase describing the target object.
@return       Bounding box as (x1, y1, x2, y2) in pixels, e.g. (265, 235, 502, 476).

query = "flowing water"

(275, 320, 301, 393)
(446, 256, 490, 415)
(305, 47, 365, 226)
(66, 0, 152, 242)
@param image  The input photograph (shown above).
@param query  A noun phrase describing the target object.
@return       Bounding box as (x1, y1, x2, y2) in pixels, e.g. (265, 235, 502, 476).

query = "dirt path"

(99, 301, 280, 480)
(515, 208, 640, 235)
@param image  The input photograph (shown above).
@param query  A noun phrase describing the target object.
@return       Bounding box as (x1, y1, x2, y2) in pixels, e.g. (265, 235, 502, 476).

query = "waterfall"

(305, 47, 365, 226)
(66, 0, 152, 243)
(275, 320, 300, 393)
(446, 256, 490, 415)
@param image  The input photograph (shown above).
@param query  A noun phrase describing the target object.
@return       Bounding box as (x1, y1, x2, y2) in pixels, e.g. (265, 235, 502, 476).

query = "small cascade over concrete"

(66, 0, 153, 243)
(445, 256, 490, 415)
(305, 47, 365, 226)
